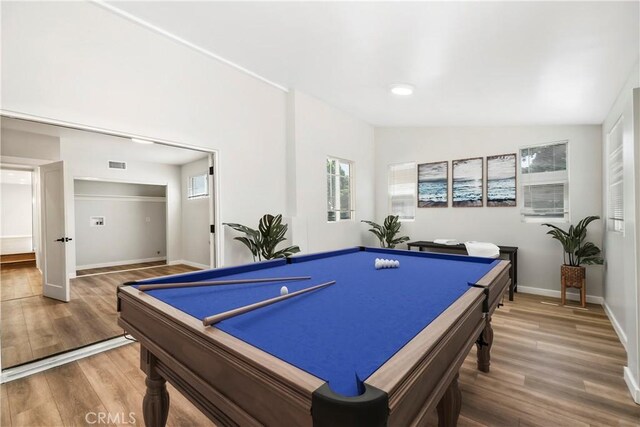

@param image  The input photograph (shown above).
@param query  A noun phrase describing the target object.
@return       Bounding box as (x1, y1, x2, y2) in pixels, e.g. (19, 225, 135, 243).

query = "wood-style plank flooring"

(2, 293, 638, 426)
(0, 265, 42, 302)
(1, 264, 199, 368)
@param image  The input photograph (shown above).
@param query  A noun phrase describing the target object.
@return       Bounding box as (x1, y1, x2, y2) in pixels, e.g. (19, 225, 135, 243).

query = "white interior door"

(40, 161, 70, 302)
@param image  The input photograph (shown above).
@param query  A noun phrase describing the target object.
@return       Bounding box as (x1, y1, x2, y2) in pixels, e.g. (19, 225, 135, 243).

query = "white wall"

(1, 1, 287, 267)
(74, 200, 166, 268)
(0, 182, 33, 254)
(601, 62, 640, 403)
(180, 157, 211, 267)
(288, 91, 376, 253)
(74, 180, 167, 268)
(1, 183, 32, 236)
(375, 126, 604, 298)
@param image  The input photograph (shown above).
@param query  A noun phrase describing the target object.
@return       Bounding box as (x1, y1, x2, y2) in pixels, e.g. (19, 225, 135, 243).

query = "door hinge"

(209, 166, 214, 175)
(210, 224, 215, 233)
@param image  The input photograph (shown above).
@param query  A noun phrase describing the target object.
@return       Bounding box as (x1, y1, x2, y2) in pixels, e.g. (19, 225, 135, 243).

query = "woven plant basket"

(561, 265, 585, 289)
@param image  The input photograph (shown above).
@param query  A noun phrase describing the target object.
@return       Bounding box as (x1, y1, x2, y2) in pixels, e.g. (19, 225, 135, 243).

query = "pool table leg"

(476, 316, 493, 373)
(436, 373, 461, 427)
(141, 347, 170, 427)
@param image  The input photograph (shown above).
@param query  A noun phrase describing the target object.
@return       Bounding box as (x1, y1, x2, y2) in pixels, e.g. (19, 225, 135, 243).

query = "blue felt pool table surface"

(135, 247, 498, 397)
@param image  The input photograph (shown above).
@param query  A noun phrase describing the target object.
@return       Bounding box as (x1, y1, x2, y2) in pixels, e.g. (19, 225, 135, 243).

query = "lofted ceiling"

(102, 1, 639, 127)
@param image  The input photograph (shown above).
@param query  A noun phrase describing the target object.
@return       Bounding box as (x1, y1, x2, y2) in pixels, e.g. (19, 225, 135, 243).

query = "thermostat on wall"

(90, 216, 106, 227)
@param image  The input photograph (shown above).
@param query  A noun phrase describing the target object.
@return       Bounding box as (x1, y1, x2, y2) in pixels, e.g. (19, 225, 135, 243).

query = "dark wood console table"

(407, 241, 518, 301)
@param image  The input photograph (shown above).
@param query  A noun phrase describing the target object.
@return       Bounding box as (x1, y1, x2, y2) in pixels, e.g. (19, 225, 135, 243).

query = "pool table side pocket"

(366, 288, 485, 426)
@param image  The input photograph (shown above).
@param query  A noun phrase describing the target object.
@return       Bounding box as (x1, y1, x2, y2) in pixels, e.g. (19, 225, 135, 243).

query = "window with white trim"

(607, 118, 624, 232)
(388, 162, 416, 220)
(327, 157, 354, 222)
(187, 174, 209, 199)
(520, 141, 569, 222)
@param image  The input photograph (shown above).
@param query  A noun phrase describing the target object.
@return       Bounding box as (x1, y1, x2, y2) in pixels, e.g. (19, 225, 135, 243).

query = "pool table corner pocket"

(311, 382, 389, 427)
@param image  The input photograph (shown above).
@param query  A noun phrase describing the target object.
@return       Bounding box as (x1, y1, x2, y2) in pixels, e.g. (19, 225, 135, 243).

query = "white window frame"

(326, 156, 355, 223)
(606, 116, 624, 233)
(520, 140, 570, 223)
(388, 162, 416, 221)
(187, 173, 209, 199)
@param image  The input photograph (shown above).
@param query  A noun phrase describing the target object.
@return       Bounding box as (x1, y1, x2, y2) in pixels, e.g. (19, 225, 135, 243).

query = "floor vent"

(108, 160, 126, 170)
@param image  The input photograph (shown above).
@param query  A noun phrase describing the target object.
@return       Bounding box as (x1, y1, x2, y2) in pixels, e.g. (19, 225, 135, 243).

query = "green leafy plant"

(542, 215, 604, 266)
(361, 215, 410, 249)
(224, 214, 301, 261)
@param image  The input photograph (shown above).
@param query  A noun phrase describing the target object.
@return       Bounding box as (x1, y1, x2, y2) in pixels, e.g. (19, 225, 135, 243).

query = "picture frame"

(452, 157, 483, 207)
(417, 161, 448, 207)
(486, 153, 517, 207)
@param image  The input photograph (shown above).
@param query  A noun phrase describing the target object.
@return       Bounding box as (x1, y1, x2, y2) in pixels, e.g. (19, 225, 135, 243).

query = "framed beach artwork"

(452, 157, 483, 207)
(487, 153, 517, 207)
(417, 161, 448, 207)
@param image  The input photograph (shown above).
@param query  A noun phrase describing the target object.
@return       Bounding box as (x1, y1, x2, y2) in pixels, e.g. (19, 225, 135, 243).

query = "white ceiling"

(1, 118, 208, 166)
(104, 1, 639, 126)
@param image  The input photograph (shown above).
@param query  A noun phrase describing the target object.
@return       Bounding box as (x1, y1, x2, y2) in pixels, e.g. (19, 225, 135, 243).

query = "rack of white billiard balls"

(375, 258, 399, 269)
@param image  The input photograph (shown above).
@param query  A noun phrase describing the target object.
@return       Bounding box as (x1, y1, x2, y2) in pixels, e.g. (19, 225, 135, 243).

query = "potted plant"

(224, 214, 301, 261)
(361, 215, 410, 249)
(542, 215, 603, 307)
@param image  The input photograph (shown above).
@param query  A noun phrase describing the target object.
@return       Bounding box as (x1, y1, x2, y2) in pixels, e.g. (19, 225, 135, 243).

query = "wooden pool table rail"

(117, 257, 511, 427)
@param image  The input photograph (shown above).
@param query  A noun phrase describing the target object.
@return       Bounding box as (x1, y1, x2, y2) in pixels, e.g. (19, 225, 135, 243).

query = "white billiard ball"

(280, 286, 289, 296)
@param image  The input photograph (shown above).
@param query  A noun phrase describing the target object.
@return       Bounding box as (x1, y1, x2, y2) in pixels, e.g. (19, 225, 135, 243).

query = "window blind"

(607, 119, 624, 232)
(520, 141, 568, 221)
(388, 162, 416, 220)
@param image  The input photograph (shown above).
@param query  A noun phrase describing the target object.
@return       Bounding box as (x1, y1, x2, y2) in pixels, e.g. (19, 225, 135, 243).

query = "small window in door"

(188, 174, 209, 199)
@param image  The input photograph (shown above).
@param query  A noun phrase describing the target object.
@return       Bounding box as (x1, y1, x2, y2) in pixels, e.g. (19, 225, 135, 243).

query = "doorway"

(0, 115, 220, 369)
(0, 167, 38, 301)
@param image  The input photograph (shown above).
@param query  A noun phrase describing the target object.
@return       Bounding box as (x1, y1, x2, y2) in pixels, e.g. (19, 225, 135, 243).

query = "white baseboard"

(76, 256, 166, 270)
(602, 300, 628, 350)
(517, 285, 604, 305)
(624, 367, 640, 404)
(170, 259, 211, 270)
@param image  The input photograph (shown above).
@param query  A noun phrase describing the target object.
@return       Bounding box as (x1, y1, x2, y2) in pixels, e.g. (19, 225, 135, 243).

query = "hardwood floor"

(1, 293, 638, 426)
(76, 260, 167, 276)
(1, 265, 41, 302)
(0, 264, 200, 368)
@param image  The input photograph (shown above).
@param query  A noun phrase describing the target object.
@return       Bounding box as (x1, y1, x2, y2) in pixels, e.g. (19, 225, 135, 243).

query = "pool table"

(117, 247, 510, 427)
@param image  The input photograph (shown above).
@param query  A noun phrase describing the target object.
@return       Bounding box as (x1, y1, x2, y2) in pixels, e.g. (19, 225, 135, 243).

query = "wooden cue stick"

(137, 276, 311, 291)
(202, 280, 336, 326)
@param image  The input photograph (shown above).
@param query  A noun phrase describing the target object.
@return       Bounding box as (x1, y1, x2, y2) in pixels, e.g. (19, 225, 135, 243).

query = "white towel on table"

(434, 239, 459, 245)
(464, 241, 500, 259)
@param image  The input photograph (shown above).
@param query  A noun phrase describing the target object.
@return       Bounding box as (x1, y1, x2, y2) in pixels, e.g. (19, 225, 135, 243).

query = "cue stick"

(137, 276, 312, 291)
(202, 280, 336, 326)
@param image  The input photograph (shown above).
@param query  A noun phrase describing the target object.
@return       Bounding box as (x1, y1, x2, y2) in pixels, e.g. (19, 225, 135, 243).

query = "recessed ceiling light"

(390, 84, 415, 96)
(8, 172, 14, 176)
(131, 138, 154, 145)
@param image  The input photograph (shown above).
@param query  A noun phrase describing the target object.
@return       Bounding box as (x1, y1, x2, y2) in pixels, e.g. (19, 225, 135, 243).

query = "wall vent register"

(108, 160, 127, 170)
